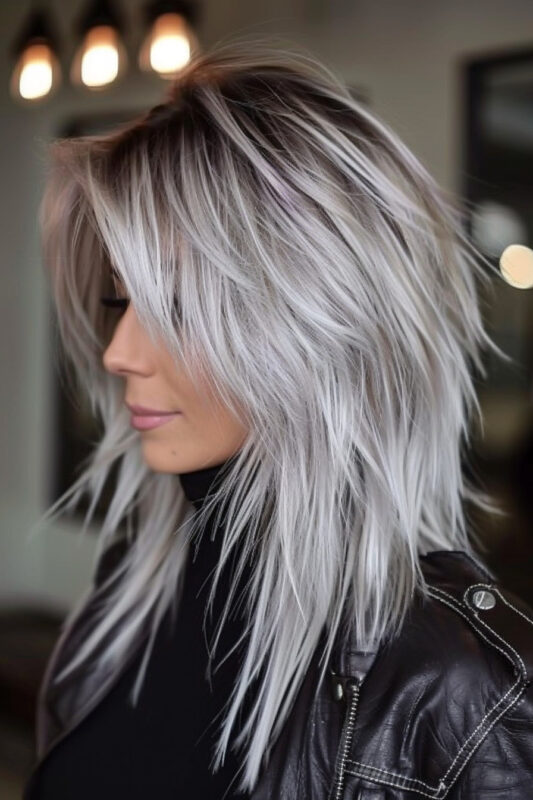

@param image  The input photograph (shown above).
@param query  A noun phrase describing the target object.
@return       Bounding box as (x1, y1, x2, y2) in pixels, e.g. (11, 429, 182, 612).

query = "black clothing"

(24, 473, 533, 797)
(25, 454, 252, 799)
(249, 550, 533, 800)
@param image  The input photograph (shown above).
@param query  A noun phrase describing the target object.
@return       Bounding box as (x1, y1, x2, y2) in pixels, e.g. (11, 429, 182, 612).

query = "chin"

(139, 440, 199, 475)
(138, 445, 177, 474)
(142, 460, 175, 474)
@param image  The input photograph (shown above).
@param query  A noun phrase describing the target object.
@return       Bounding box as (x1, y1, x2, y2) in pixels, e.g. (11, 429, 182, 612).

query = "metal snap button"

(333, 680, 344, 701)
(471, 589, 496, 610)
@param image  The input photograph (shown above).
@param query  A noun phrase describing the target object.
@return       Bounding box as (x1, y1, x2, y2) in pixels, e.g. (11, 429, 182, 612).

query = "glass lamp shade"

(138, 13, 199, 77)
(70, 24, 127, 89)
(10, 42, 61, 101)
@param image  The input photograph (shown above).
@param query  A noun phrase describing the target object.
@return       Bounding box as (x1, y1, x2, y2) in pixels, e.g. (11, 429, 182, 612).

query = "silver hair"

(33, 35, 506, 793)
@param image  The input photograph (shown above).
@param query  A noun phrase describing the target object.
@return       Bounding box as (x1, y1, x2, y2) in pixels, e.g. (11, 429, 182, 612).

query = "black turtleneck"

(27, 453, 252, 799)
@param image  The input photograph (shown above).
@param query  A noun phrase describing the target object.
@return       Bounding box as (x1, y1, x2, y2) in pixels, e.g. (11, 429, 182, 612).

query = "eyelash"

(100, 296, 130, 311)
(99, 295, 183, 320)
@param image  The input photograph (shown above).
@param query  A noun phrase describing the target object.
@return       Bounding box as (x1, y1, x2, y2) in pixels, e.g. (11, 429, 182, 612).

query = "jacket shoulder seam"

(345, 682, 528, 798)
(465, 582, 533, 631)
(344, 585, 530, 797)
(433, 585, 528, 680)
(422, 587, 528, 789)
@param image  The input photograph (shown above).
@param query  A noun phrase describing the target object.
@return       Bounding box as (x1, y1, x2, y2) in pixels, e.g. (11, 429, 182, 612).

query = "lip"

(126, 402, 180, 416)
(130, 412, 181, 431)
(125, 402, 182, 431)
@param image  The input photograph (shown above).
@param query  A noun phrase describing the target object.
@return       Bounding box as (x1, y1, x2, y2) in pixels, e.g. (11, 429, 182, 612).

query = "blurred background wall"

(1, 0, 531, 613)
(0, 0, 532, 794)
(0, 0, 533, 607)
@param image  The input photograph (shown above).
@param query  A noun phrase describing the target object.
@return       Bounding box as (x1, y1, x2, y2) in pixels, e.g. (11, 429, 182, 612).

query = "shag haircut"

(35, 36, 504, 793)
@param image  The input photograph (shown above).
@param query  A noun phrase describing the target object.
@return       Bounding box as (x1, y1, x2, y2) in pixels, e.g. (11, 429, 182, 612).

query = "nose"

(102, 303, 152, 377)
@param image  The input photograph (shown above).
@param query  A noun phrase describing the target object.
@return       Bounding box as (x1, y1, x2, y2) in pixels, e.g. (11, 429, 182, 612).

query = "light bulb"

(72, 24, 126, 88)
(12, 42, 57, 100)
(139, 13, 197, 77)
(9, 8, 61, 103)
(499, 244, 533, 290)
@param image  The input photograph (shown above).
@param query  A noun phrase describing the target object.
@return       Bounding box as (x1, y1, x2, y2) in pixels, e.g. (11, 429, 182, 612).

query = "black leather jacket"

(24, 545, 533, 798)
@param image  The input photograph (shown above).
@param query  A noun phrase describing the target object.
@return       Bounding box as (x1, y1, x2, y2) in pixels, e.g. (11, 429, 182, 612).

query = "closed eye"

(100, 296, 130, 310)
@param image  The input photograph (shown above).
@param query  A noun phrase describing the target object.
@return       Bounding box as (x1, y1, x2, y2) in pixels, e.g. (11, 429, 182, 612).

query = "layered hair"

(35, 36, 505, 793)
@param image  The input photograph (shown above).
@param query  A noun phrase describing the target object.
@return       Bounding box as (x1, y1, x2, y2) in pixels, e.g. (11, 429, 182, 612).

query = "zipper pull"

(329, 669, 361, 702)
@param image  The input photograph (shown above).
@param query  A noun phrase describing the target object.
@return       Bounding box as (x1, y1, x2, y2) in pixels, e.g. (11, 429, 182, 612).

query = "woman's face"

(102, 297, 248, 475)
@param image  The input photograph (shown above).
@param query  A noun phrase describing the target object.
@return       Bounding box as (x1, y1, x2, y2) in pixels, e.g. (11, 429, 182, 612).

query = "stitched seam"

(443, 684, 527, 786)
(429, 587, 521, 677)
(347, 672, 520, 789)
(345, 648, 527, 798)
(427, 588, 527, 783)
(433, 586, 527, 679)
(454, 551, 497, 582)
(465, 582, 533, 631)
(345, 760, 438, 790)
(346, 584, 533, 800)
(493, 587, 533, 628)
(344, 765, 445, 798)
(432, 587, 520, 671)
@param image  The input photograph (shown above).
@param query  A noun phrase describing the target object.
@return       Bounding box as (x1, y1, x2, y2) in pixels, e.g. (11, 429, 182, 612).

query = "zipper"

(329, 673, 362, 800)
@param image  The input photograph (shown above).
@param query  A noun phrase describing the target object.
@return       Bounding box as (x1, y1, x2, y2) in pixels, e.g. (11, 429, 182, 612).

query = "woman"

(24, 38, 533, 799)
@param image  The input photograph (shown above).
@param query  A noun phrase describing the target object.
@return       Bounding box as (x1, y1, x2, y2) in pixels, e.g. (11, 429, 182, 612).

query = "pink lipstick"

(126, 402, 182, 431)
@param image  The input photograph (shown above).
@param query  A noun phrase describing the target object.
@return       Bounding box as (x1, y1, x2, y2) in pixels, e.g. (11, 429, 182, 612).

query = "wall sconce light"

(70, 0, 128, 89)
(9, 6, 62, 102)
(139, 0, 201, 78)
(8, 0, 201, 103)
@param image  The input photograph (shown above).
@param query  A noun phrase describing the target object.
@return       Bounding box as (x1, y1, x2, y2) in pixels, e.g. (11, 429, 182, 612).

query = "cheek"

(155, 349, 248, 439)
(157, 350, 208, 407)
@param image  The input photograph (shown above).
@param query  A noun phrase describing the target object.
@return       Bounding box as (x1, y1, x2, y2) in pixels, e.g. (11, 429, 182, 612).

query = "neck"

(178, 452, 241, 511)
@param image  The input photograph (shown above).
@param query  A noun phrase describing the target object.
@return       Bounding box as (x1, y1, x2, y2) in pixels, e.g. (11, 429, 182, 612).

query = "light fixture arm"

(143, 0, 201, 29)
(10, 7, 60, 60)
(75, 0, 126, 37)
